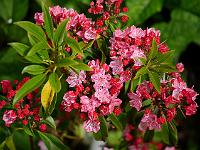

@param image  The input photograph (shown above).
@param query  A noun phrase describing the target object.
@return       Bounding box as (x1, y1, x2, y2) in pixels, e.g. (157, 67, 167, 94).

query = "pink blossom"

(166, 108, 176, 122)
(172, 79, 186, 100)
(3, 110, 17, 127)
(1, 80, 12, 94)
(128, 92, 142, 111)
(80, 95, 100, 112)
(34, 13, 44, 25)
(49, 5, 63, 19)
(38, 141, 48, 150)
(129, 26, 145, 39)
(109, 59, 124, 75)
(114, 29, 125, 38)
(0, 100, 6, 109)
(66, 71, 86, 87)
(84, 27, 97, 40)
(138, 111, 161, 131)
(83, 119, 100, 133)
(184, 103, 198, 116)
(130, 47, 146, 66)
(62, 91, 77, 112)
(108, 95, 122, 114)
(176, 63, 184, 73)
(164, 147, 176, 150)
(120, 70, 131, 82)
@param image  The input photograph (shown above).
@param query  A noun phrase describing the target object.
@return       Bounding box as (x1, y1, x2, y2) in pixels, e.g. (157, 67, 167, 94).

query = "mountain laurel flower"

(83, 119, 100, 133)
(3, 110, 17, 127)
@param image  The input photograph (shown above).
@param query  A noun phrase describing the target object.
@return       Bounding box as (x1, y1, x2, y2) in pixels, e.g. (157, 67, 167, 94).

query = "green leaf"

(27, 41, 49, 56)
(57, 58, 78, 67)
(144, 130, 154, 142)
(127, 0, 164, 25)
(154, 50, 174, 65)
(148, 39, 158, 63)
(142, 99, 152, 107)
(54, 19, 69, 45)
(160, 121, 178, 145)
(0, 0, 13, 21)
(42, 116, 56, 129)
(49, 72, 61, 93)
(5, 135, 16, 150)
(13, 74, 46, 105)
(99, 116, 108, 138)
(152, 63, 176, 73)
(93, 130, 102, 141)
(23, 126, 34, 136)
(8, 42, 29, 56)
(70, 62, 91, 71)
(25, 55, 44, 64)
(63, 37, 83, 56)
(28, 32, 38, 45)
(22, 65, 46, 75)
(37, 131, 70, 150)
(79, 40, 94, 51)
(42, 3, 54, 39)
(148, 70, 161, 93)
(108, 113, 123, 130)
(135, 67, 147, 79)
(14, 21, 46, 41)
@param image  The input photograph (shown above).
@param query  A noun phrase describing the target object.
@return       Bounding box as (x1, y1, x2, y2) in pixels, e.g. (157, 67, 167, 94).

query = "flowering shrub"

(0, 0, 198, 149)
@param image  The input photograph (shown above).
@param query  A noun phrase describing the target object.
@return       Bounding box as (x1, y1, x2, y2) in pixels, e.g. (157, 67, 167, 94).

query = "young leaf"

(49, 72, 61, 93)
(41, 80, 55, 111)
(22, 65, 46, 75)
(8, 42, 29, 56)
(99, 116, 108, 138)
(42, 3, 54, 39)
(63, 37, 83, 56)
(14, 21, 46, 41)
(54, 19, 69, 45)
(13, 74, 46, 105)
(27, 41, 49, 56)
(148, 70, 161, 93)
(57, 58, 78, 67)
(70, 63, 91, 71)
(108, 113, 123, 130)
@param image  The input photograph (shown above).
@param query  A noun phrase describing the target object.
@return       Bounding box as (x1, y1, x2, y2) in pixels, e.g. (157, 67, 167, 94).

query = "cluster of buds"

(0, 78, 46, 132)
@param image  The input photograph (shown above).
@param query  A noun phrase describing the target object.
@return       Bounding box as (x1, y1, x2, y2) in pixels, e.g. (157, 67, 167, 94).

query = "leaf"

(148, 70, 160, 93)
(70, 63, 91, 71)
(25, 55, 44, 64)
(12, 0, 28, 21)
(37, 131, 69, 150)
(135, 67, 147, 79)
(99, 116, 108, 138)
(79, 40, 94, 51)
(148, 39, 158, 63)
(153, 63, 176, 73)
(54, 19, 69, 45)
(23, 126, 34, 136)
(28, 32, 38, 45)
(27, 41, 49, 56)
(160, 121, 178, 145)
(14, 21, 46, 41)
(108, 113, 123, 130)
(127, 0, 164, 25)
(5, 135, 16, 150)
(0, 0, 13, 21)
(13, 74, 46, 105)
(42, 3, 54, 39)
(22, 65, 46, 75)
(8, 42, 29, 56)
(63, 37, 83, 56)
(42, 116, 56, 129)
(144, 130, 154, 142)
(41, 80, 55, 111)
(154, 50, 174, 65)
(142, 99, 152, 107)
(57, 58, 78, 67)
(49, 72, 61, 93)
(45, 133, 70, 150)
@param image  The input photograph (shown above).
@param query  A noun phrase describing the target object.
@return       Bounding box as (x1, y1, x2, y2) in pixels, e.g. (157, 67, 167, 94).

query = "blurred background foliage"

(0, 0, 200, 149)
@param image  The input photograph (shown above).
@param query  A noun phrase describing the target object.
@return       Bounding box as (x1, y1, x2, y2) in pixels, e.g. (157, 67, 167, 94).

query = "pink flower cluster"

(34, 6, 97, 42)
(61, 60, 127, 133)
(0, 78, 46, 132)
(128, 64, 198, 131)
(109, 26, 169, 75)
